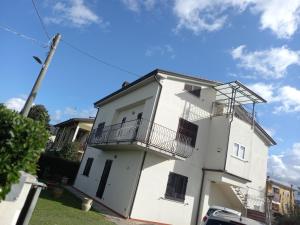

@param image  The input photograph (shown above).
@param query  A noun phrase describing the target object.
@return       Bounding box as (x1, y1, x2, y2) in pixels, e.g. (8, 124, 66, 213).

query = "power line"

(0, 23, 48, 48)
(31, 0, 51, 40)
(61, 39, 140, 78)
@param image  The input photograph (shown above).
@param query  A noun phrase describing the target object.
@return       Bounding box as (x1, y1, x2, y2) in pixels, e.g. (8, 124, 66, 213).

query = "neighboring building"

(74, 69, 276, 225)
(266, 179, 296, 216)
(295, 187, 300, 205)
(49, 118, 94, 159)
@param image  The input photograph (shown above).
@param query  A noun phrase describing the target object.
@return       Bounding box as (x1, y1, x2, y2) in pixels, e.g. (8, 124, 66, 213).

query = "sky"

(1, 0, 300, 186)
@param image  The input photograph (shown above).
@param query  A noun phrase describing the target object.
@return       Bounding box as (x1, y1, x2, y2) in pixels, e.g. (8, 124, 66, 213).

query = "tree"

(28, 104, 50, 130)
(0, 105, 49, 200)
(56, 142, 80, 162)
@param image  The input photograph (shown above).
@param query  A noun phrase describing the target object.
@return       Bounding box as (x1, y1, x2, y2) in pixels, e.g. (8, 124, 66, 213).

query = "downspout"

(128, 74, 162, 218)
(195, 169, 206, 225)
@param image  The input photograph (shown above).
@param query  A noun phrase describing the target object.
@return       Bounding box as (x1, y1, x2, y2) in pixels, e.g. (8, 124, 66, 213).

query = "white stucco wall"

(226, 117, 253, 180)
(93, 81, 159, 129)
(130, 78, 217, 225)
(205, 116, 230, 170)
(74, 146, 144, 217)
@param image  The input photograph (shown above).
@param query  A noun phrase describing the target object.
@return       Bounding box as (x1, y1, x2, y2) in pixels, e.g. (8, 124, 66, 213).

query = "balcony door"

(96, 160, 113, 199)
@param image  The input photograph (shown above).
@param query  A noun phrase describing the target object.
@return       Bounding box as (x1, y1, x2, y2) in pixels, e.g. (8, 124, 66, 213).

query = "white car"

(202, 206, 242, 223)
(202, 209, 265, 225)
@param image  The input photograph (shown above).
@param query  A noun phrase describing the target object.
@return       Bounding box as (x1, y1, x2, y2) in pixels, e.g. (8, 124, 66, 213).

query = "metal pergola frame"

(213, 81, 267, 127)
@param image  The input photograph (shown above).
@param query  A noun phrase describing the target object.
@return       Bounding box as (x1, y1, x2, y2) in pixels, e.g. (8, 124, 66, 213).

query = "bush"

(38, 154, 80, 184)
(56, 142, 81, 162)
(0, 105, 49, 200)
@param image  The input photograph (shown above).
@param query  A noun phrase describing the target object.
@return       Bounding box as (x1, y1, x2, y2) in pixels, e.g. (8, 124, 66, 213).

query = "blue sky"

(1, 0, 300, 185)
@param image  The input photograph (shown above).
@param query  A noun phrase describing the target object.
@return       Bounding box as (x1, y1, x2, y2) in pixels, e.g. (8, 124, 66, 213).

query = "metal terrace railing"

(88, 119, 194, 158)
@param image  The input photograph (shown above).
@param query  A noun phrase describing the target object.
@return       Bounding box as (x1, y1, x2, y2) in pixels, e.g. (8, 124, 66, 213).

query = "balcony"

(88, 119, 194, 159)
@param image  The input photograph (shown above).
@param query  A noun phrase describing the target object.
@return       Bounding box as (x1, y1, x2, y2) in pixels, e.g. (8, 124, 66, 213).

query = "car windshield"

(207, 209, 235, 216)
(206, 219, 245, 225)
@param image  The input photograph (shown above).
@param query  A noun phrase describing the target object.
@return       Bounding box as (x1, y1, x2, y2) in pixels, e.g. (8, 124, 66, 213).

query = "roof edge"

(94, 68, 220, 107)
(54, 117, 94, 127)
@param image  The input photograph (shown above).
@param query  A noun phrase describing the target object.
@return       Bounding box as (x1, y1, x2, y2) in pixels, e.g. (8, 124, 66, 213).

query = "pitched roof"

(54, 117, 94, 127)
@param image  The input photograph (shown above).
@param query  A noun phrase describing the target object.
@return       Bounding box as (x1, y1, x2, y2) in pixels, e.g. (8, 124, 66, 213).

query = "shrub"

(56, 142, 81, 162)
(0, 105, 49, 200)
(38, 154, 80, 184)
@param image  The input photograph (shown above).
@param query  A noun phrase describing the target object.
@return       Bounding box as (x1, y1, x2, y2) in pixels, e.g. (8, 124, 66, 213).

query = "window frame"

(176, 118, 198, 147)
(232, 143, 246, 160)
(184, 84, 201, 97)
(83, 157, 94, 177)
(165, 172, 188, 202)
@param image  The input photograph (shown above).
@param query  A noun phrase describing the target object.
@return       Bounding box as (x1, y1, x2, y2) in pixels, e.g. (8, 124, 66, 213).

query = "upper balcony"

(88, 119, 194, 159)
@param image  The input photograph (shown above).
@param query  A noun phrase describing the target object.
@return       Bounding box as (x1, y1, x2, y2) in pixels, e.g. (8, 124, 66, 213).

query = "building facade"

(74, 69, 276, 225)
(49, 118, 94, 159)
(266, 179, 296, 217)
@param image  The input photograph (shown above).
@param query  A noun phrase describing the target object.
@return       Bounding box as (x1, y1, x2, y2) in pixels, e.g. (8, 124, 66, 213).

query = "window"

(177, 118, 198, 147)
(137, 112, 143, 120)
(83, 158, 94, 176)
(184, 84, 201, 97)
(165, 172, 188, 202)
(233, 143, 245, 159)
(96, 122, 105, 137)
(121, 117, 126, 127)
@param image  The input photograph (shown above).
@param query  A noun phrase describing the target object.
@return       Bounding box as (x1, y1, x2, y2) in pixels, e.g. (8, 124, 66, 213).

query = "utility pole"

(20, 33, 61, 117)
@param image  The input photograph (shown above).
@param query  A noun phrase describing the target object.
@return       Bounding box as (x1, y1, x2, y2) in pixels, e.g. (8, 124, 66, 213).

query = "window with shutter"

(184, 84, 201, 97)
(165, 172, 188, 202)
(83, 158, 94, 176)
(176, 118, 198, 147)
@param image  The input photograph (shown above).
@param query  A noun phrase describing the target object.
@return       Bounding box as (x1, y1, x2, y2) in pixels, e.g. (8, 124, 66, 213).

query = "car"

(202, 210, 265, 225)
(202, 206, 242, 223)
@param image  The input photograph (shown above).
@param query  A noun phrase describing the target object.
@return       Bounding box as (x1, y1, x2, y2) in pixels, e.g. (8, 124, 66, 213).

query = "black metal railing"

(88, 119, 194, 158)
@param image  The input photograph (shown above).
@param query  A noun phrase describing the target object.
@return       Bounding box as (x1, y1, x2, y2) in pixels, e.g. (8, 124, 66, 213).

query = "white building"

(74, 69, 276, 225)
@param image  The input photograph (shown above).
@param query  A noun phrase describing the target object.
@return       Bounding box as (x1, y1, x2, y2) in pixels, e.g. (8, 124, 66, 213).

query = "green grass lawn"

(29, 188, 116, 225)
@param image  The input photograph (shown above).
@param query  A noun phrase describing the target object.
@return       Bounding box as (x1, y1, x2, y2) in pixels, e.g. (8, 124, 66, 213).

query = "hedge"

(38, 153, 80, 184)
(0, 105, 49, 200)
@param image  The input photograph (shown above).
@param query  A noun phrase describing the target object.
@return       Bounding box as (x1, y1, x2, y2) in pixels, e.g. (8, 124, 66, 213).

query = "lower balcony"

(88, 119, 194, 159)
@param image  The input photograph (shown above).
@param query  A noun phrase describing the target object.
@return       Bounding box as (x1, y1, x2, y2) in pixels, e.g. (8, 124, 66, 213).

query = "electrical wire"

(0, 23, 49, 48)
(61, 39, 141, 78)
(31, 0, 51, 40)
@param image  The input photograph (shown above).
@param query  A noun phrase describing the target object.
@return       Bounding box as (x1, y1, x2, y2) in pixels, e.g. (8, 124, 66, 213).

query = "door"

(96, 160, 113, 199)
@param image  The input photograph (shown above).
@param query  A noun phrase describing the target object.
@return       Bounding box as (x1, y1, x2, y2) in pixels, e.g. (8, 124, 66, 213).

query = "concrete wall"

(74, 146, 144, 217)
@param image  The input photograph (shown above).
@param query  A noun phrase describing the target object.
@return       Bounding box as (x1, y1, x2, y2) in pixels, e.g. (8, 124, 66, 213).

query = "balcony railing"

(88, 119, 194, 158)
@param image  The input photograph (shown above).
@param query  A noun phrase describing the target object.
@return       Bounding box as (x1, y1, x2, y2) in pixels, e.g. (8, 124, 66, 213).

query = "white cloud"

(52, 106, 97, 123)
(4, 97, 26, 112)
(121, 0, 156, 12)
(232, 45, 300, 79)
(247, 82, 300, 113)
(45, 0, 107, 27)
(268, 143, 300, 186)
(173, 0, 252, 33)
(247, 83, 276, 102)
(275, 86, 300, 113)
(122, 0, 300, 38)
(145, 44, 175, 59)
(252, 0, 300, 39)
